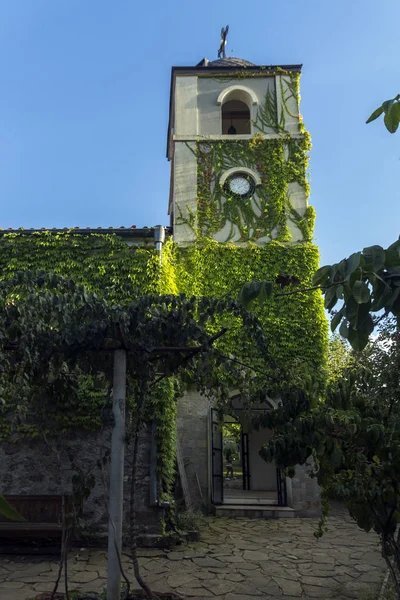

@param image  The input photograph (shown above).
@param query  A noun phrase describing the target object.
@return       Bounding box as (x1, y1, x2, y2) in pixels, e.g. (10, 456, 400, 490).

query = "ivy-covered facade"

(0, 56, 327, 534)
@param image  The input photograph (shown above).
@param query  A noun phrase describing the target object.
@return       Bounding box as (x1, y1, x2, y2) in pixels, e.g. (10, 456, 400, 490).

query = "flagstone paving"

(0, 506, 386, 600)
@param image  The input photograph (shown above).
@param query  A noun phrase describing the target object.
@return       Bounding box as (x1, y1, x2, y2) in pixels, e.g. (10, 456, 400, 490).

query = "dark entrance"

(276, 466, 288, 506)
(211, 411, 287, 507)
(210, 409, 223, 505)
(241, 431, 250, 490)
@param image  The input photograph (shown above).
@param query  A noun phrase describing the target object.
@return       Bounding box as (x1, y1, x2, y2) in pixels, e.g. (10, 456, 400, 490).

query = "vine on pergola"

(0, 271, 270, 600)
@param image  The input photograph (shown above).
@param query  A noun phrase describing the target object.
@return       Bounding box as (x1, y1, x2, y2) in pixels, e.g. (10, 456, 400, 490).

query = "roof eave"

(0, 227, 173, 239)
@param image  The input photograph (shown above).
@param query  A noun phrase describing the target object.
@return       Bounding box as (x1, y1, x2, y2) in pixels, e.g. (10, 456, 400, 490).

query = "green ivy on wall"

(0, 69, 327, 508)
(146, 378, 177, 507)
(0, 231, 177, 299)
(0, 231, 179, 504)
(174, 238, 328, 391)
(177, 133, 313, 244)
(0, 227, 328, 504)
(176, 71, 315, 244)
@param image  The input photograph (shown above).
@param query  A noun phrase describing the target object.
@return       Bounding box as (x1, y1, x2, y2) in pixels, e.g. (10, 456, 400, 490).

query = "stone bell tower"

(169, 44, 325, 518)
(167, 54, 314, 246)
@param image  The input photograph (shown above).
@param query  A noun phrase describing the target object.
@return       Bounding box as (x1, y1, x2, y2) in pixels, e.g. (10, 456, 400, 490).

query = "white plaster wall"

(175, 76, 198, 136)
(248, 427, 277, 491)
(287, 181, 308, 242)
(173, 142, 197, 244)
(197, 77, 276, 136)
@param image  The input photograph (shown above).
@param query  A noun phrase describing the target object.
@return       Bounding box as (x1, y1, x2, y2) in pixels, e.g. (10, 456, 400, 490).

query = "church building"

(0, 48, 327, 539)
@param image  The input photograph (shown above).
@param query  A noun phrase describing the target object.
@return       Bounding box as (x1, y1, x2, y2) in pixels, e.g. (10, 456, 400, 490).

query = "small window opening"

(222, 100, 251, 135)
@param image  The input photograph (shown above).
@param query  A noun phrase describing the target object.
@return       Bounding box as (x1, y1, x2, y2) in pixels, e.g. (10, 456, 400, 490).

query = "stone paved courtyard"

(0, 506, 386, 600)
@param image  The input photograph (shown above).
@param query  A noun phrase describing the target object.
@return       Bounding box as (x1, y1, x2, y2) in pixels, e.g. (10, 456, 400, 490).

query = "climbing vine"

(0, 231, 177, 300)
(177, 132, 313, 243)
(175, 238, 328, 391)
(146, 378, 177, 505)
(0, 232, 179, 503)
(176, 70, 315, 243)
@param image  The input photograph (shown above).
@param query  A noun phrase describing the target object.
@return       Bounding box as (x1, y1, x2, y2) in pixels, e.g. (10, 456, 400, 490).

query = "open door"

(276, 467, 287, 506)
(241, 431, 250, 490)
(211, 409, 223, 504)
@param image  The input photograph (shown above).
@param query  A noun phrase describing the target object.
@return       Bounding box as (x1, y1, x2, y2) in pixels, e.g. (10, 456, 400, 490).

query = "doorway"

(211, 410, 287, 507)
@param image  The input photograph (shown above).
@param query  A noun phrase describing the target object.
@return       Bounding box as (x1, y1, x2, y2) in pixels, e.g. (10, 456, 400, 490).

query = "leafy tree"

(254, 318, 400, 596)
(313, 240, 400, 350)
(326, 334, 353, 384)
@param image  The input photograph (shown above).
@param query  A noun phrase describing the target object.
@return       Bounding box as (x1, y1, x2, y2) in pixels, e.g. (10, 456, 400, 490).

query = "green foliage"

(0, 271, 271, 506)
(0, 231, 177, 300)
(327, 334, 354, 384)
(240, 238, 400, 353)
(184, 133, 313, 243)
(0, 232, 177, 438)
(313, 239, 400, 350)
(367, 94, 400, 133)
(177, 73, 312, 244)
(253, 73, 301, 133)
(177, 239, 328, 391)
(147, 378, 177, 503)
(260, 318, 400, 595)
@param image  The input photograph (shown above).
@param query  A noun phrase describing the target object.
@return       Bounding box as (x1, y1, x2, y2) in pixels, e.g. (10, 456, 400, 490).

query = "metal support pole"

(107, 349, 126, 600)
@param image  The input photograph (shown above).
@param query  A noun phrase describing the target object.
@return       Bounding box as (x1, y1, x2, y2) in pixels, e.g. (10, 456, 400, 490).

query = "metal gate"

(241, 431, 250, 490)
(276, 467, 287, 506)
(211, 409, 223, 504)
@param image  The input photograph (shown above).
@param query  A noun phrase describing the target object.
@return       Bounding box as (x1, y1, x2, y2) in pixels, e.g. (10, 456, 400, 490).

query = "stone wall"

(176, 388, 211, 511)
(290, 462, 321, 517)
(176, 388, 321, 517)
(0, 427, 163, 538)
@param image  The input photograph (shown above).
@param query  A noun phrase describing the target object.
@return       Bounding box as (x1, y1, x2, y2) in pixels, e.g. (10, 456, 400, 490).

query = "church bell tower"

(167, 45, 314, 246)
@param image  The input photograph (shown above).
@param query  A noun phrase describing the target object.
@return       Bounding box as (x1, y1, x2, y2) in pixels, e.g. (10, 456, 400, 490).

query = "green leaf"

(238, 281, 262, 307)
(312, 265, 331, 287)
(238, 280, 272, 308)
(386, 287, 400, 315)
(384, 101, 400, 133)
(371, 282, 393, 311)
(0, 495, 25, 521)
(346, 252, 361, 278)
(339, 319, 349, 339)
(338, 259, 346, 279)
(357, 312, 375, 336)
(344, 295, 359, 321)
(336, 285, 344, 299)
(366, 105, 384, 124)
(353, 281, 370, 304)
(385, 239, 400, 268)
(257, 281, 273, 305)
(331, 308, 344, 333)
(362, 245, 385, 272)
(347, 327, 370, 351)
(329, 446, 342, 468)
(324, 286, 338, 311)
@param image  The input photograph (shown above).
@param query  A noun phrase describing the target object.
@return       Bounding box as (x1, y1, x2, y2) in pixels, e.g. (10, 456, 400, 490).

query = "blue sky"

(0, 0, 399, 266)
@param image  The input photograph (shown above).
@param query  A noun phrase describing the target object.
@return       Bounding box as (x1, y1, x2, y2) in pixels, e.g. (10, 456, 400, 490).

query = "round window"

(223, 172, 256, 199)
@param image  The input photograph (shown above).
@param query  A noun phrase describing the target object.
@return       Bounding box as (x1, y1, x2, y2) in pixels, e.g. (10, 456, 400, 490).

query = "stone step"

(215, 504, 295, 519)
(223, 497, 276, 505)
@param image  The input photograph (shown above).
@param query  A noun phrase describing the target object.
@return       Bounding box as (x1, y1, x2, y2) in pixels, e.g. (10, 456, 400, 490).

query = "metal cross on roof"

(218, 25, 229, 59)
